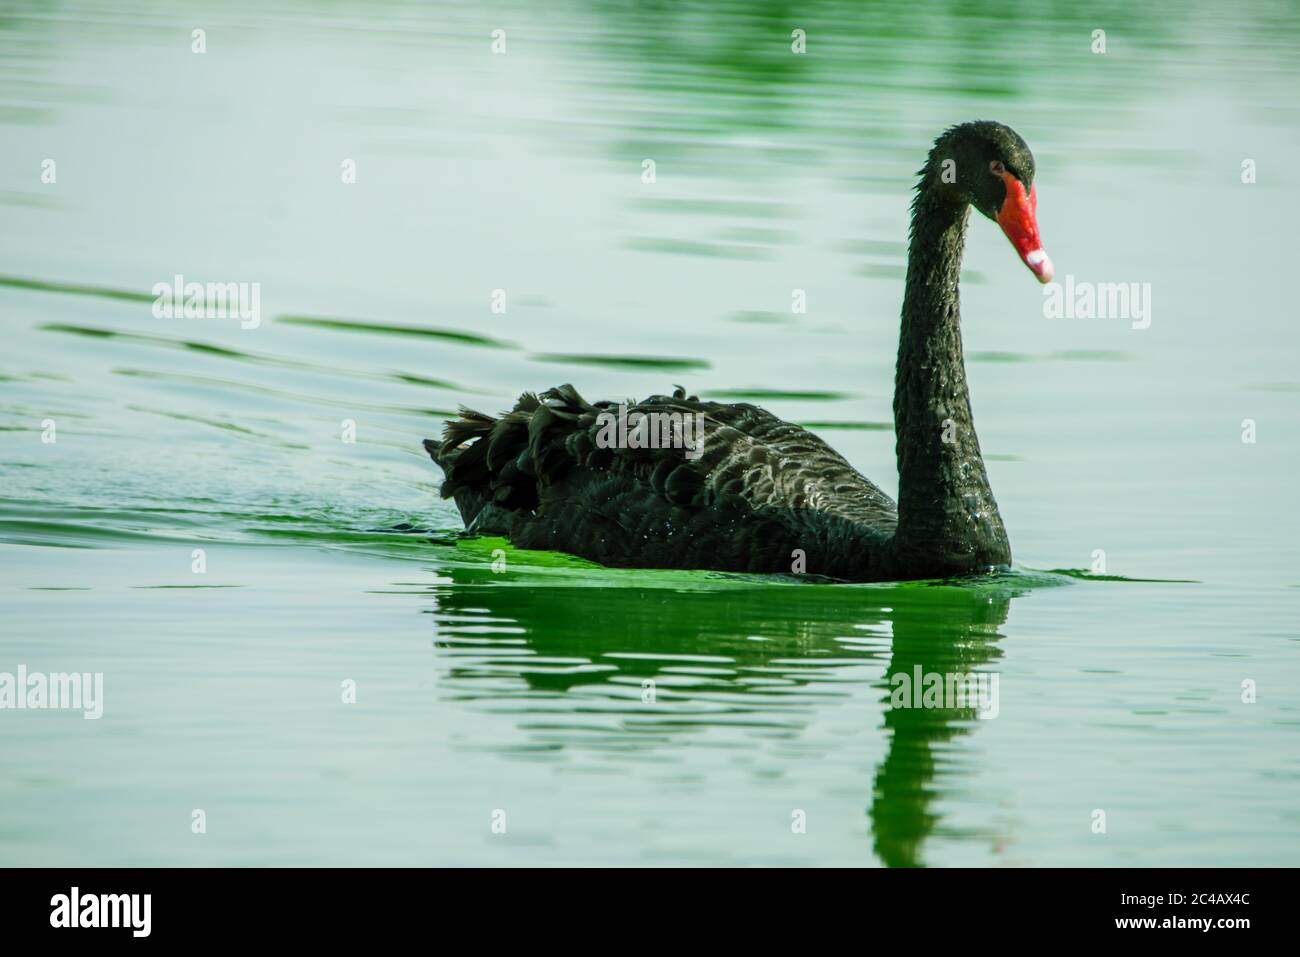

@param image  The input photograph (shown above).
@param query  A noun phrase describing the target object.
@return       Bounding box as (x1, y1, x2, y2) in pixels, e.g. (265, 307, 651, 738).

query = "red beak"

(996, 172, 1053, 283)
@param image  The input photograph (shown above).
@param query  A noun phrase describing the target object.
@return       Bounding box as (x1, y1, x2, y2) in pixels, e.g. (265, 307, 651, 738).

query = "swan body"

(425, 121, 1051, 582)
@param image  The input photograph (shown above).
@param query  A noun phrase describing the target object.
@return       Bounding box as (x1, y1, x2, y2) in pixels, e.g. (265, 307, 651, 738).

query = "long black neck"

(889, 189, 1010, 577)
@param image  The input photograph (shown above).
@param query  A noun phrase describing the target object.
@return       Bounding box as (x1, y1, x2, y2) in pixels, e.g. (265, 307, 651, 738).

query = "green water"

(2, 0, 1299, 866)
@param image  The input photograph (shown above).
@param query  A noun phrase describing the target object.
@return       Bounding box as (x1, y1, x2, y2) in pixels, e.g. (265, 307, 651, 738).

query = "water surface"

(2, 0, 1299, 866)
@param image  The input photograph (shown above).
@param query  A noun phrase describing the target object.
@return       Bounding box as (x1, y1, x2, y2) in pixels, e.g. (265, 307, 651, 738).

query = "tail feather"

(423, 384, 599, 526)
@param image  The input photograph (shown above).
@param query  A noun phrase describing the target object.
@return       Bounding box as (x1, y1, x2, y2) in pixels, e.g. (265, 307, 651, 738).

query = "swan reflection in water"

(425, 566, 1022, 867)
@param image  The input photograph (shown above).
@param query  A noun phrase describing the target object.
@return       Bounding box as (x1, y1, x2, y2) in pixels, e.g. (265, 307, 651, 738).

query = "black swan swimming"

(425, 121, 1052, 582)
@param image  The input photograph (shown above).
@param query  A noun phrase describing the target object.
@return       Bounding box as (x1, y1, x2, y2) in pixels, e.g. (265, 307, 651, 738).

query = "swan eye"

(989, 160, 1006, 177)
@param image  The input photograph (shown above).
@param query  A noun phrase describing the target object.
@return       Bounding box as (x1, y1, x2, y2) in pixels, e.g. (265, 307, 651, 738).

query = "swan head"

(926, 121, 1054, 283)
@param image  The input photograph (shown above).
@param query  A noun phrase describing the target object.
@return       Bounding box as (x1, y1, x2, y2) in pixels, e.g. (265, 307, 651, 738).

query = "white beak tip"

(1025, 249, 1054, 283)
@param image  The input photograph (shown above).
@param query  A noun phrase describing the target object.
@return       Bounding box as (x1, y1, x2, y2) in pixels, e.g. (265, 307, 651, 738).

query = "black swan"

(425, 121, 1052, 581)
